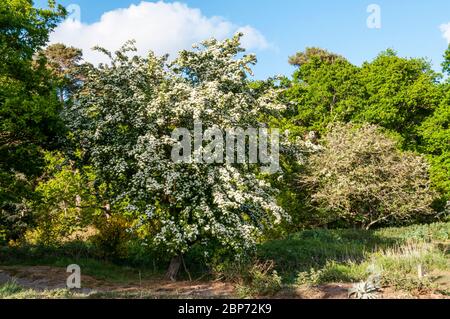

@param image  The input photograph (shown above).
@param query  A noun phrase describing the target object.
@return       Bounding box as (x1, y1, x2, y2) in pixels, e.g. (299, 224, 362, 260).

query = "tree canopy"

(66, 36, 290, 278)
(0, 0, 66, 241)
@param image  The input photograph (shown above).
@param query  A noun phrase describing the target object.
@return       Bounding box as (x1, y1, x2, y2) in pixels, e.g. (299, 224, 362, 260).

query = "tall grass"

(0, 279, 23, 298)
(258, 222, 449, 293)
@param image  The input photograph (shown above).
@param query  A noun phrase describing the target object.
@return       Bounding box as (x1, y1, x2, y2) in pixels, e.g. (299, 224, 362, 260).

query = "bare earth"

(0, 266, 448, 299)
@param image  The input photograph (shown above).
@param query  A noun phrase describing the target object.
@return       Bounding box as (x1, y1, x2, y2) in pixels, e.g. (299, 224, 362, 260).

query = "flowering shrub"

(302, 123, 437, 229)
(67, 35, 290, 275)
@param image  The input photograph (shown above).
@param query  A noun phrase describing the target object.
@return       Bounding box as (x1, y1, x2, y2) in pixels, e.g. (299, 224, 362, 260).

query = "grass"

(0, 287, 86, 299)
(258, 222, 449, 275)
(0, 279, 23, 298)
(0, 285, 229, 299)
(0, 242, 162, 284)
(0, 279, 82, 299)
(0, 222, 448, 297)
(0, 255, 158, 284)
(258, 222, 449, 294)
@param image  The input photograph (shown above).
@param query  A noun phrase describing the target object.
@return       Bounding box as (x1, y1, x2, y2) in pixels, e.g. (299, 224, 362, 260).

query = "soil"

(0, 266, 235, 298)
(0, 266, 448, 299)
(278, 283, 448, 299)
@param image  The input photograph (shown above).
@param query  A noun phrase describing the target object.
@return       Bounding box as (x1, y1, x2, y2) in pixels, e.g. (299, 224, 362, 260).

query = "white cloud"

(236, 26, 269, 50)
(50, 1, 270, 65)
(440, 22, 450, 43)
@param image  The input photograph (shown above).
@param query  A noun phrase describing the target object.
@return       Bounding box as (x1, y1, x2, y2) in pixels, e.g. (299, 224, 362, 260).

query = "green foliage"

(0, 279, 23, 297)
(0, 0, 66, 241)
(301, 123, 437, 229)
(0, 222, 447, 296)
(285, 48, 362, 134)
(0, 283, 84, 299)
(418, 89, 450, 202)
(288, 227, 448, 294)
(443, 44, 450, 76)
(355, 50, 440, 148)
(296, 262, 367, 286)
(236, 261, 282, 297)
(376, 221, 450, 241)
(285, 48, 440, 144)
(0, 243, 161, 282)
(31, 151, 101, 244)
(284, 47, 446, 209)
(370, 243, 448, 293)
(419, 97, 450, 156)
(92, 214, 133, 260)
(258, 222, 449, 280)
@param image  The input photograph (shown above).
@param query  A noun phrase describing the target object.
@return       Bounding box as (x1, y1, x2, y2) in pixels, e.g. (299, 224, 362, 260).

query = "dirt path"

(0, 266, 447, 299)
(0, 266, 102, 294)
(283, 283, 448, 299)
(0, 266, 235, 298)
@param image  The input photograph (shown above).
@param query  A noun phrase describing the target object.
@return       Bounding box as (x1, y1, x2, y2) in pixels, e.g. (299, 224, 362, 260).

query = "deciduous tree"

(67, 36, 289, 279)
(302, 123, 436, 229)
(0, 0, 66, 242)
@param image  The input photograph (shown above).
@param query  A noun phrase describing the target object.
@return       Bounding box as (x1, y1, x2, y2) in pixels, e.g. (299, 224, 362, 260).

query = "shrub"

(296, 268, 323, 286)
(301, 123, 437, 229)
(92, 215, 133, 259)
(30, 152, 101, 246)
(237, 261, 282, 297)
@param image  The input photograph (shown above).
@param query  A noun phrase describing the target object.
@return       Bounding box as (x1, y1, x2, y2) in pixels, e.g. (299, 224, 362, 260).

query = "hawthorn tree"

(68, 35, 289, 280)
(302, 123, 437, 229)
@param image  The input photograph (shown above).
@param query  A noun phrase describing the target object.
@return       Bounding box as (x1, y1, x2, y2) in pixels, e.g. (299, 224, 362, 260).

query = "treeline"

(269, 46, 450, 230)
(0, 1, 448, 277)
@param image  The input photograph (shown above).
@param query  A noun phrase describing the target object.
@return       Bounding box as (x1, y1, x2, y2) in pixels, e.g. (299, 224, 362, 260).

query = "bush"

(30, 152, 101, 246)
(301, 123, 437, 229)
(92, 215, 132, 260)
(237, 261, 282, 297)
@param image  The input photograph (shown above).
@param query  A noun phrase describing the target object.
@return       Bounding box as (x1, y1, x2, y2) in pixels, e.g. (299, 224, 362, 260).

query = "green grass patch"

(1, 222, 448, 296)
(258, 222, 450, 291)
(0, 279, 23, 298)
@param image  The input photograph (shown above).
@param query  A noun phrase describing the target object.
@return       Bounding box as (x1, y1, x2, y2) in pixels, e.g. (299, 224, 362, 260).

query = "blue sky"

(36, 0, 450, 79)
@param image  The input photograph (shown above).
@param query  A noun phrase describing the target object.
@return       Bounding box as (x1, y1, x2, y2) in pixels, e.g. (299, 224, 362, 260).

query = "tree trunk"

(165, 255, 182, 281)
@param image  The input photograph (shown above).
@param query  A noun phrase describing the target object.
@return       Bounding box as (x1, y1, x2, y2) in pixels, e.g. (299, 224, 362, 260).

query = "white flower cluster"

(69, 35, 291, 256)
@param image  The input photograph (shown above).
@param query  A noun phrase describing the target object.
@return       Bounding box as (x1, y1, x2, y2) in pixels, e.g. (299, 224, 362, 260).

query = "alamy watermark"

(171, 121, 280, 174)
(367, 4, 381, 29)
(66, 4, 81, 23)
(66, 264, 81, 289)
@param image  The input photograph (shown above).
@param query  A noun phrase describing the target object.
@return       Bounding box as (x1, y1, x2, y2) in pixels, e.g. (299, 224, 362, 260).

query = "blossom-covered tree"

(68, 35, 288, 279)
(301, 123, 437, 229)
